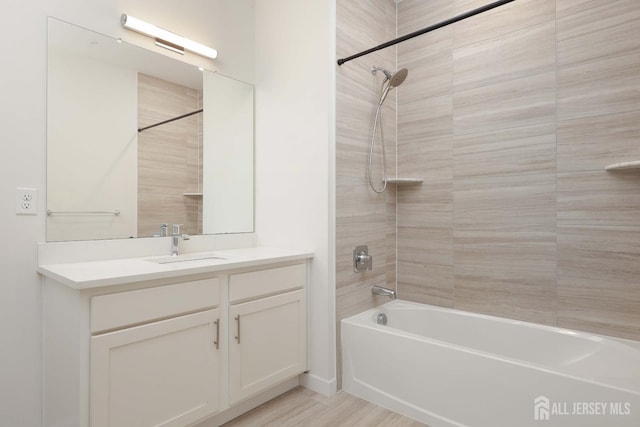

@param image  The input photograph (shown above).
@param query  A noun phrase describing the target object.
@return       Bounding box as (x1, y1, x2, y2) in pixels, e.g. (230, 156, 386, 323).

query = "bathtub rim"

(341, 299, 640, 396)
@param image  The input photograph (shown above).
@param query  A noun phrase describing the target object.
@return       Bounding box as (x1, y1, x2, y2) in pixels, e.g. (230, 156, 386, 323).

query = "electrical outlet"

(16, 187, 37, 215)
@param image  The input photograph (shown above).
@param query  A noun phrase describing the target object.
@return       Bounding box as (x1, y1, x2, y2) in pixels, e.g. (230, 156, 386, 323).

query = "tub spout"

(372, 285, 396, 300)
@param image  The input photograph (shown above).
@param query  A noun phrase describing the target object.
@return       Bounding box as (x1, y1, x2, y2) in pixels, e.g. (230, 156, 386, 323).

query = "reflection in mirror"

(137, 73, 203, 237)
(46, 17, 254, 242)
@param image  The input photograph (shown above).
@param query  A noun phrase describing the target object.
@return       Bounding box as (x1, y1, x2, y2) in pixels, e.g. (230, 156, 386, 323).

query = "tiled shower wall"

(138, 74, 203, 237)
(335, 0, 397, 385)
(397, 0, 640, 340)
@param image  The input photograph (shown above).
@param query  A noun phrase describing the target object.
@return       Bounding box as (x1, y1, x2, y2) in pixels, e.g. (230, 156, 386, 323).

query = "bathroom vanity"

(41, 16, 306, 426)
(38, 244, 312, 427)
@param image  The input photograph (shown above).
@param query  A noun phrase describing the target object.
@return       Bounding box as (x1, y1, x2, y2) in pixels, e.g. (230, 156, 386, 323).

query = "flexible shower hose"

(367, 81, 388, 194)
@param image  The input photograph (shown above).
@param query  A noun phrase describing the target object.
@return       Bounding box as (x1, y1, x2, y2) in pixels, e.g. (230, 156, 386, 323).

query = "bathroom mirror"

(46, 18, 254, 241)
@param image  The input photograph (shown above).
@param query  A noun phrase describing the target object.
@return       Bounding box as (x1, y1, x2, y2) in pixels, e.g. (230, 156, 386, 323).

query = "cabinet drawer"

(91, 278, 220, 333)
(229, 264, 305, 303)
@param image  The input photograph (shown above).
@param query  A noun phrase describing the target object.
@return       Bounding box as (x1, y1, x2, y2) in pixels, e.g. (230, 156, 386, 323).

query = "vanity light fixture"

(154, 38, 184, 56)
(120, 14, 217, 59)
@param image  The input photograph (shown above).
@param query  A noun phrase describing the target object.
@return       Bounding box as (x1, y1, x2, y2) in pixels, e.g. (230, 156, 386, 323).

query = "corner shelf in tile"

(385, 178, 424, 185)
(604, 161, 640, 171)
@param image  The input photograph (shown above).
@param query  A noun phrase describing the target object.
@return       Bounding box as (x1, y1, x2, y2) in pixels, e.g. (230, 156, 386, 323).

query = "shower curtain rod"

(336, 0, 516, 66)
(138, 109, 203, 133)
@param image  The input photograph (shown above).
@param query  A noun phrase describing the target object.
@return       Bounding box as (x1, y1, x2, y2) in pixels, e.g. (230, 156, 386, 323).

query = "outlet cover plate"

(16, 187, 37, 215)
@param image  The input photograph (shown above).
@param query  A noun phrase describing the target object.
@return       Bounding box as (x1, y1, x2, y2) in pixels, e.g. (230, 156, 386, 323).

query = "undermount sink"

(146, 252, 229, 264)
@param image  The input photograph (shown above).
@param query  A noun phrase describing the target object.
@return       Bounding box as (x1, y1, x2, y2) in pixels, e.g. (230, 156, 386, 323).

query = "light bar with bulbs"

(120, 14, 217, 60)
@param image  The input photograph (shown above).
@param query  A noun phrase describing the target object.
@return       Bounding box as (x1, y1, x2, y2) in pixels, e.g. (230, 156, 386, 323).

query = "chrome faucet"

(372, 285, 396, 300)
(171, 224, 190, 256)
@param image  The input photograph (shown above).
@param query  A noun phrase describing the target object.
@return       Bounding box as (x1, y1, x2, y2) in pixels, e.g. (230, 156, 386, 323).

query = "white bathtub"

(341, 300, 640, 427)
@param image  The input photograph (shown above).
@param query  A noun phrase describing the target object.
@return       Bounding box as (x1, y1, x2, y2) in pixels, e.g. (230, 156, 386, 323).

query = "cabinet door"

(229, 289, 307, 404)
(91, 309, 222, 427)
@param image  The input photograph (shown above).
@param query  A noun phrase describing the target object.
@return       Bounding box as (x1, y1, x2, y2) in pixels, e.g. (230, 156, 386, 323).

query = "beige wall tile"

(336, 0, 396, 52)
(454, 173, 556, 228)
(556, 0, 608, 19)
(397, 262, 454, 307)
(337, 47, 397, 182)
(336, 272, 393, 317)
(398, 139, 452, 180)
(397, 1, 454, 102)
(337, 32, 394, 75)
(337, 239, 396, 287)
(336, 73, 395, 140)
(398, 95, 453, 144)
(558, 170, 640, 226)
(558, 294, 640, 341)
(453, 0, 555, 47)
(557, 111, 640, 173)
(558, 51, 640, 121)
(336, 175, 393, 217)
(454, 227, 557, 325)
(454, 124, 556, 178)
(397, 197, 452, 230)
(453, 72, 556, 136)
(558, 278, 640, 340)
(398, 29, 453, 102)
(454, 227, 557, 282)
(557, 216, 640, 342)
(398, 226, 453, 267)
(558, 225, 640, 282)
(398, 124, 452, 189)
(336, 0, 397, 388)
(454, 21, 555, 92)
(452, 158, 556, 327)
(454, 280, 557, 327)
(399, 0, 454, 34)
(557, 0, 640, 67)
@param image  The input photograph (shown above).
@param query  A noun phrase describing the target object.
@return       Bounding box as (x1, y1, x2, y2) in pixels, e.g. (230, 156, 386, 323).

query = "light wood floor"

(222, 386, 427, 426)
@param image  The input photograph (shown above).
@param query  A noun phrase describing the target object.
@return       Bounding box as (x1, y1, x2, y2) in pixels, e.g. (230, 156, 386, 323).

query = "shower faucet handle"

(358, 253, 371, 262)
(353, 245, 373, 272)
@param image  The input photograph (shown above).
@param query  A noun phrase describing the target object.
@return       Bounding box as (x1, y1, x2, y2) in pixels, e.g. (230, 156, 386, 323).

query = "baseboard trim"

(300, 372, 337, 396)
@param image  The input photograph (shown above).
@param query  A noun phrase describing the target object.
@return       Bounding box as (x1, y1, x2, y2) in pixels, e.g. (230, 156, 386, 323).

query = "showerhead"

(374, 67, 409, 105)
(372, 66, 409, 87)
(389, 68, 408, 87)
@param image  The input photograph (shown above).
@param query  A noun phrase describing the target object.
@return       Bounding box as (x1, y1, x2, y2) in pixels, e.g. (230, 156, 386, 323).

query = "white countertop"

(38, 247, 313, 290)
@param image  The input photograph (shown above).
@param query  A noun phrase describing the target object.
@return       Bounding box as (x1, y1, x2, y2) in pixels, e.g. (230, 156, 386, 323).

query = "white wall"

(0, 1, 253, 424)
(254, 0, 336, 393)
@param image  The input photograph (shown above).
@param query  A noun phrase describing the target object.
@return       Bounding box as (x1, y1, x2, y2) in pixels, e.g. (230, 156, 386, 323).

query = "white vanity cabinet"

(89, 279, 222, 427)
(40, 248, 310, 427)
(228, 265, 307, 404)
